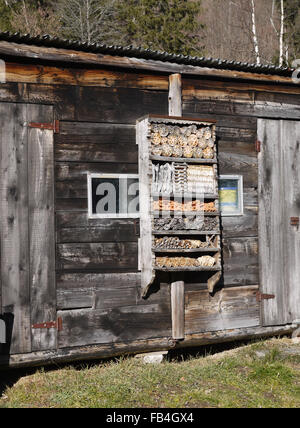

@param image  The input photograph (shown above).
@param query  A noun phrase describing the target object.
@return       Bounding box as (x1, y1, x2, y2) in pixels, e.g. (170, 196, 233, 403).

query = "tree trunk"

(251, 0, 261, 65)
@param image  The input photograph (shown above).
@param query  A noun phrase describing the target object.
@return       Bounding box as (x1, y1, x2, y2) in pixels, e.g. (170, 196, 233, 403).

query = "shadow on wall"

(0, 313, 14, 367)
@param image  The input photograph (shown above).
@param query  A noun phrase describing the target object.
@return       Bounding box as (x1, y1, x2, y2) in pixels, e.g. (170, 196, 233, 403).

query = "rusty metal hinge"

(255, 140, 261, 153)
(32, 317, 62, 331)
(291, 217, 300, 227)
(28, 120, 60, 134)
(256, 291, 275, 302)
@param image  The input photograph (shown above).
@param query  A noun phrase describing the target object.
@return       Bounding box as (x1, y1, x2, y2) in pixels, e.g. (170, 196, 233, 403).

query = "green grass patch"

(1, 339, 300, 408)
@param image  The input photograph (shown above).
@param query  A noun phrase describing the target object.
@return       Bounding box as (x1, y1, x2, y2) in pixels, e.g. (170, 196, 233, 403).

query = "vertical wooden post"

(171, 281, 185, 340)
(169, 74, 185, 340)
(169, 73, 182, 117)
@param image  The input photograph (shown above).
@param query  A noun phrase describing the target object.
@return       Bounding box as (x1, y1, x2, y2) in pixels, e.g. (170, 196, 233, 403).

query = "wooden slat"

(57, 242, 138, 271)
(56, 213, 139, 243)
(183, 77, 300, 96)
(1, 324, 295, 368)
(5, 62, 169, 90)
(27, 104, 56, 352)
(169, 74, 182, 116)
(57, 302, 171, 348)
(258, 119, 300, 326)
(57, 273, 142, 309)
(137, 119, 155, 295)
(171, 281, 185, 340)
(74, 86, 168, 124)
(183, 99, 300, 121)
(185, 286, 260, 334)
(222, 237, 259, 286)
(0, 103, 31, 354)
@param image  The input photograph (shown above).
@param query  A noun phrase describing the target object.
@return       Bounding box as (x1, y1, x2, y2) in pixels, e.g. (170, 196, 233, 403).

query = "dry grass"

(0, 338, 300, 408)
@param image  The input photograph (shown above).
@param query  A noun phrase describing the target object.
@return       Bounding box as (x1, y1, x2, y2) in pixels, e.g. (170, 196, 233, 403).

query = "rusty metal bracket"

(28, 120, 60, 133)
(32, 317, 62, 331)
(291, 217, 300, 227)
(256, 291, 275, 302)
(255, 140, 261, 153)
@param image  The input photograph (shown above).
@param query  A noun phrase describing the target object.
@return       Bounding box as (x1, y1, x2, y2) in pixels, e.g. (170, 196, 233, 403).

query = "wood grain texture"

(222, 237, 259, 286)
(57, 272, 142, 309)
(1, 324, 295, 368)
(57, 301, 172, 348)
(258, 119, 300, 326)
(27, 104, 56, 352)
(137, 119, 156, 294)
(171, 281, 185, 339)
(57, 242, 138, 271)
(5, 62, 169, 90)
(169, 74, 182, 116)
(183, 99, 300, 120)
(0, 103, 31, 354)
(56, 212, 139, 243)
(185, 286, 260, 334)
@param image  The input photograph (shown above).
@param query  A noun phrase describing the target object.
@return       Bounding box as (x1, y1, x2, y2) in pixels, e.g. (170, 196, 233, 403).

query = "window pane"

(219, 176, 243, 216)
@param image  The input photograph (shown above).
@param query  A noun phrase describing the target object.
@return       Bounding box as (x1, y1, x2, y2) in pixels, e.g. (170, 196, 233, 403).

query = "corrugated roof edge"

(0, 31, 295, 77)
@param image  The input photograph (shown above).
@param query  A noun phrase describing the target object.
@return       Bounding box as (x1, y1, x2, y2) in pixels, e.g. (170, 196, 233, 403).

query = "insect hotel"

(0, 32, 299, 368)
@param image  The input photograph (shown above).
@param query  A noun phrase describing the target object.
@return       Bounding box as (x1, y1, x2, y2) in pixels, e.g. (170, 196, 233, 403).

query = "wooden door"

(0, 103, 56, 354)
(258, 119, 300, 326)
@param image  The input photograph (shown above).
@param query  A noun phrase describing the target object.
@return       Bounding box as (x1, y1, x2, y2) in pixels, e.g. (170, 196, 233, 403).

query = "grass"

(0, 338, 300, 408)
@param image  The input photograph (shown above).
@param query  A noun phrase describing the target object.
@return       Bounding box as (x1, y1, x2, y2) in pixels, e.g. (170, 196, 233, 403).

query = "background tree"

(3, 0, 58, 36)
(115, 0, 203, 56)
(55, 0, 118, 44)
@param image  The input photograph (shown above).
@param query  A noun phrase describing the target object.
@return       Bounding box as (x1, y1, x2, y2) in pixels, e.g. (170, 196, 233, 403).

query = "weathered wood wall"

(1, 57, 300, 358)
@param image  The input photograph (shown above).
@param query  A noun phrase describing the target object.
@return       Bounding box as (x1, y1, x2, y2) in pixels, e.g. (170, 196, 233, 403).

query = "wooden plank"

(5, 62, 169, 90)
(221, 205, 258, 238)
(171, 281, 185, 340)
(258, 119, 287, 325)
(137, 119, 156, 295)
(0, 40, 297, 85)
(59, 121, 135, 135)
(0, 103, 31, 354)
(222, 237, 259, 286)
(58, 273, 172, 311)
(1, 324, 295, 368)
(281, 121, 300, 324)
(183, 76, 300, 96)
(185, 286, 260, 334)
(57, 272, 141, 291)
(57, 242, 138, 271)
(183, 99, 300, 121)
(75, 86, 168, 124)
(55, 162, 138, 201)
(56, 213, 139, 243)
(27, 104, 56, 352)
(55, 141, 137, 163)
(169, 74, 182, 116)
(57, 302, 172, 348)
(57, 273, 142, 309)
(258, 119, 300, 326)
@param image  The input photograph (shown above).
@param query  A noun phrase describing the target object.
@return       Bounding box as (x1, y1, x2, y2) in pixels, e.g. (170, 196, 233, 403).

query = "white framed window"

(219, 175, 244, 216)
(87, 173, 139, 219)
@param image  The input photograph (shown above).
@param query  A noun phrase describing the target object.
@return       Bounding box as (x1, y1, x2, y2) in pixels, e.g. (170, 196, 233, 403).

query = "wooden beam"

(171, 281, 185, 340)
(169, 73, 182, 116)
(0, 324, 295, 369)
(0, 41, 297, 86)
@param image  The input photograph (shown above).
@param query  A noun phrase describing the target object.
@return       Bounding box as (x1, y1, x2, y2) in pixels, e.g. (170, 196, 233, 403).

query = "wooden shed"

(0, 32, 299, 368)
